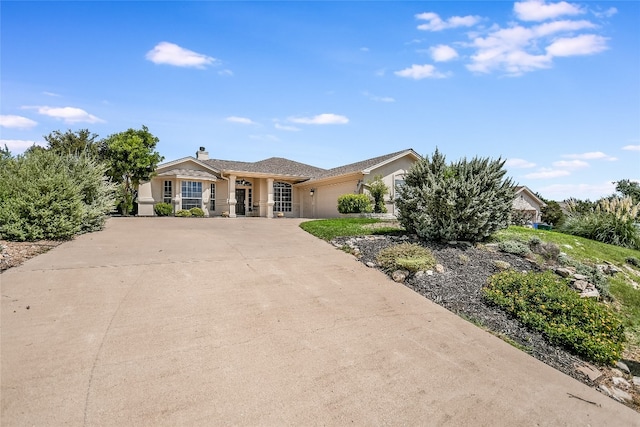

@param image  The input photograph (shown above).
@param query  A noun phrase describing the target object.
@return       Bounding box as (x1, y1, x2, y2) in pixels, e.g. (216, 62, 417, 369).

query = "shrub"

(560, 197, 640, 250)
(189, 207, 205, 217)
(0, 149, 115, 241)
(395, 148, 515, 242)
(626, 256, 640, 268)
(367, 175, 388, 214)
(498, 240, 530, 256)
(337, 194, 373, 214)
(484, 270, 625, 365)
(154, 203, 173, 216)
(175, 210, 192, 217)
(376, 243, 436, 272)
(528, 238, 560, 261)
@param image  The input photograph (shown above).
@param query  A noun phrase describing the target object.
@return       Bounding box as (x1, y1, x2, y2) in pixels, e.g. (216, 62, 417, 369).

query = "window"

(210, 183, 216, 211)
(163, 181, 172, 204)
(181, 181, 202, 210)
(394, 177, 405, 199)
(273, 182, 292, 212)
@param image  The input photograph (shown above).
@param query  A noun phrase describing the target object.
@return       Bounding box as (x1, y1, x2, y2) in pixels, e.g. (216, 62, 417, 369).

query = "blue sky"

(1, 0, 638, 201)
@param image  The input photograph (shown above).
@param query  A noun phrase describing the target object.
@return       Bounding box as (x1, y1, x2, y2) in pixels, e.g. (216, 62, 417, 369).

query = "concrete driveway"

(2, 218, 638, 426)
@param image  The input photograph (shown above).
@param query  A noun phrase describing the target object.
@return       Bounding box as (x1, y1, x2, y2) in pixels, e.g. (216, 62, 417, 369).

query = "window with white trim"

(181, 181, 202, 210)
(210, 183, 216, 211)
(163, 181, 172, 204)
(273, 182, 292, 212)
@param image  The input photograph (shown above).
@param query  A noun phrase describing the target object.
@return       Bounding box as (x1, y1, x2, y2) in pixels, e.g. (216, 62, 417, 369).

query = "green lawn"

(300, 219, 640, 360)
(299, 218, 404, 241)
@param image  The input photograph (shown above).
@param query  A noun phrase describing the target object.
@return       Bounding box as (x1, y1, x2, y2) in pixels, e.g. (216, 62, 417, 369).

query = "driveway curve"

(2, 217, 639, 426)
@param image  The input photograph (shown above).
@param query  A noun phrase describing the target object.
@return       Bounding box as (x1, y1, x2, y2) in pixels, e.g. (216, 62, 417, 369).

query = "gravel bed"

(333, 234, 596, 383)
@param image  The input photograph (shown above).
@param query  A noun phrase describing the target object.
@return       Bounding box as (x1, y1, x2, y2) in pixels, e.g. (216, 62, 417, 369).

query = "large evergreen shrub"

(396, 149, 515, 242)
(0, 149, 115, 241)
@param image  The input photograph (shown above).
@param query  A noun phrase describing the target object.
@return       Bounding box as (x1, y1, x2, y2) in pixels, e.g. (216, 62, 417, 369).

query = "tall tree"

(44, 129, 100, 157)
(614, 179, 640, 204)
(100, 125, 163, 215)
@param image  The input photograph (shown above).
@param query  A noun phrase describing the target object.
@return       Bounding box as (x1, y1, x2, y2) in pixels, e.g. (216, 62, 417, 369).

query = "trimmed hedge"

(154, 202, 173, 216)
(337, 194, 373, 214)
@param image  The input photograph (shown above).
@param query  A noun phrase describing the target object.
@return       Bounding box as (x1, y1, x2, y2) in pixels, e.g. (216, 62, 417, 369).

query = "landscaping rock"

(580, 288, 600, 299)
(611, 387, 633, 403)
(613, 377, 631, 389)
(392, 270, 409, 283)
(366, 262, 376, 268)
(435, 264, 445, 273)
(633, 377, 640, 387)
(555, 267, 573, 277)
(575, 364, 603, 382)
(572, 280, 589, 291)
(617, 361, 631, 374)
(573, 274, 589, 281)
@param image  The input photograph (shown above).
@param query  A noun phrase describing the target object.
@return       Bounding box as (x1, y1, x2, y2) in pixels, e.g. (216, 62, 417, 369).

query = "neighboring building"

(513, 186, 546, 223)
(137, 147, 420, 218)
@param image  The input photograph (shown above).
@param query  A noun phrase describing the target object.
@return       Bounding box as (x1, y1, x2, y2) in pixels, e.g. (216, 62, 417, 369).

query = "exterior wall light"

(310, 188, 315, 197)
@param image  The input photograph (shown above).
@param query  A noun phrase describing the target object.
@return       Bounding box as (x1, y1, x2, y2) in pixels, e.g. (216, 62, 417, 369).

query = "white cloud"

(523, 168, 571, 179)
(552, 159, 589, 169)
(622, 145, 640, 151)
(395, 64, 448, 79)
(430, 45, 459, 62)
(533, 20, 597, 37)
(31, 106, 104, 124)
(0, 139, 46, 153)
(514, 0, 584, 22)
(42, 91, 61, 97)
(288, 114, 349, 125)
(363, 91, 395, 103)
(416, 12, 481, 31)
(506, 158, 536, 168)
(593, 7, 617, 19)
(218, 69, 234, 76)
(562, 151, 616, 160)
(274, 123, 300, 132)
(146, 42, 216, 69)
(546, 34, 608, 57)
(467, 26, 553, 75)
(226, 116, 256, 125)
(0, 115, 38, 129)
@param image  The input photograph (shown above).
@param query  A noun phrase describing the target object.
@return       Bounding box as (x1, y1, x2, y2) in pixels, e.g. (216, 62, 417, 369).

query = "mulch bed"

(332, 234, 640, 411)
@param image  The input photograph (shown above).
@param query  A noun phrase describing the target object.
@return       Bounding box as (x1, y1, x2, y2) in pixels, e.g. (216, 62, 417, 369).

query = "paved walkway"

(2, 218, 638, 426)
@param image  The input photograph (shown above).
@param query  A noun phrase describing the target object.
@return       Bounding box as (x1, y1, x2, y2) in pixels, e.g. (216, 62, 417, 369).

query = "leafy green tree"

(614, 179, 640, 205)
(396, 148, 515, 242)
(367, 175, 389, 213)
(100, 125, 163, 215)
(44, 129, 100, 157)
(541, 200, 565, 227)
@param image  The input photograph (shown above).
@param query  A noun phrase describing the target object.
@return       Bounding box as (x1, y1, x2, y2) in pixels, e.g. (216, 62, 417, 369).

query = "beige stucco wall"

(513, 192, 543, 222)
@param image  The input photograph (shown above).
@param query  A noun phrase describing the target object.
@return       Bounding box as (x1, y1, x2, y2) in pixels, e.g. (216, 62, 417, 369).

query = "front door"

(235, 189, 246, 215)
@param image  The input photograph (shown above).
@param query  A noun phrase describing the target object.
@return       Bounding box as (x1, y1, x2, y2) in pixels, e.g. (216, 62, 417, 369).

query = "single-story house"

(137, 147, 420, 218)
(513, 186, 546, 223)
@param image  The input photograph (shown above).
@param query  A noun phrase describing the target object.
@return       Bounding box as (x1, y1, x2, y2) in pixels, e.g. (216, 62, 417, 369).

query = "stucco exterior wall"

(313, 179, 361, 218)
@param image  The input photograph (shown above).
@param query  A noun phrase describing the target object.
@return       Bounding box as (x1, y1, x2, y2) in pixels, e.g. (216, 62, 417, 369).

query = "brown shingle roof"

(204, 157, 327, 178)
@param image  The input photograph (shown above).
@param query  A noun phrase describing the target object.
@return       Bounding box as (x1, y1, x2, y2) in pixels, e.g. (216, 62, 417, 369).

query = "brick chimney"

(196, 146, 209, 160)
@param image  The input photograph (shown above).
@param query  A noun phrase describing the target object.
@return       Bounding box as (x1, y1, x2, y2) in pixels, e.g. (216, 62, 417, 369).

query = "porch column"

(228, 175, 237, 218)
(267, 178, 274, 219)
